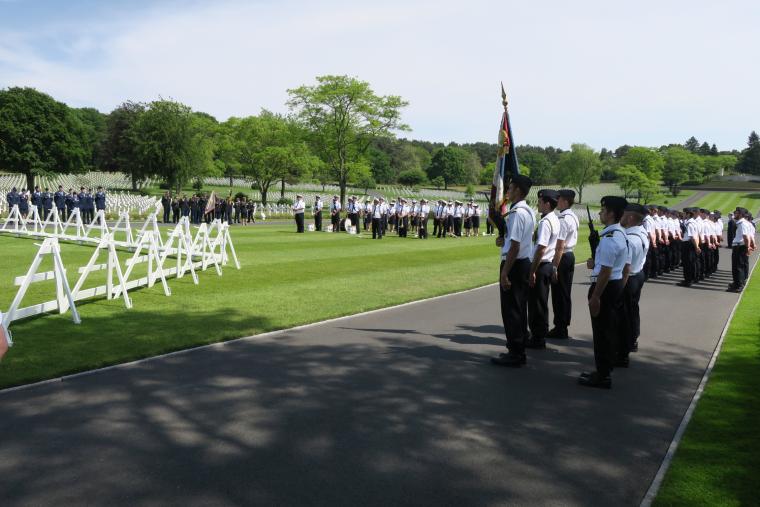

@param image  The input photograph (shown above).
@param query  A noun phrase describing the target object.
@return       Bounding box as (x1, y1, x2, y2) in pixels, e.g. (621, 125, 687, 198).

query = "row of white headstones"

(0, 205, 240, 359)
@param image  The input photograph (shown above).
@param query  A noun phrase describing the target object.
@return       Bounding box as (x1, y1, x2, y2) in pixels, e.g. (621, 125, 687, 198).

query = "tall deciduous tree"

(287, 75, 409, 206)
(131, 99, 214, 194)
(661, 146, 692, 195)
(231, 112, 316, 205)
(553, 143, 602, 204)
(0, 87, 88, 190)
(100, 101, 147, 190)
(620, 146, 665, 182)
(427, 146, 469, 189)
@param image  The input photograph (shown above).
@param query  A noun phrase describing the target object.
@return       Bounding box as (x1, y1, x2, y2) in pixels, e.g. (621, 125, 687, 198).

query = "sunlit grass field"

(691, 191, 760, 216)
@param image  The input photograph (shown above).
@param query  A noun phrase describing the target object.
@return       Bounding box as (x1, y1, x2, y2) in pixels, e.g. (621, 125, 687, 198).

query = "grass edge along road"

(654, 259, 760, 506)
(0, 225, 590, 390)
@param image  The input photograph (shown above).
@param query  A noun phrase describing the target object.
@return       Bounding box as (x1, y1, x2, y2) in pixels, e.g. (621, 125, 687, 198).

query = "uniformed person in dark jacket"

(54, 185, 66, 218)
(6, 187, 19, 211)
(727, 212, 736, 249)
(95, 187, 106, 221)
(18, 189, 29, 217)
(78, 187, 89, 223)
(65, 189, 77, 219)
(32, 186, 42, 217)
(42, 188, 53, 219)
(161, 192, 171, 223)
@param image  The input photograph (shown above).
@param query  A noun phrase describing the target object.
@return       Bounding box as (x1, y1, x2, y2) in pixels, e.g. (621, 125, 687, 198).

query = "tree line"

(1, 82, 758, 205)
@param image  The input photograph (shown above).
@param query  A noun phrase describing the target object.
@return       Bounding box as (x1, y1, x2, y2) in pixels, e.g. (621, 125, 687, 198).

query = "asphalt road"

(0, 243, 756, 506)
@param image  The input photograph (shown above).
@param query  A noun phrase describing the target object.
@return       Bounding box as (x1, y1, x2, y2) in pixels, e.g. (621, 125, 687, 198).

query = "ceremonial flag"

(489, 83, 520, 236)
(205, 191, 217, 214)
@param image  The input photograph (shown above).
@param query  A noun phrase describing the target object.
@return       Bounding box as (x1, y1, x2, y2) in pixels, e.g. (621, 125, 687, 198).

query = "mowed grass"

(654, 264, 760, 506)
(0, 223, 590, 389)
(692, 191, 760, 216)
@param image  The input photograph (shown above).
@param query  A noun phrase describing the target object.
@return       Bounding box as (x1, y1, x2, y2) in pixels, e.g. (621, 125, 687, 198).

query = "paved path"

(673, 190, 710, 209)
(0, 245, 756, 506)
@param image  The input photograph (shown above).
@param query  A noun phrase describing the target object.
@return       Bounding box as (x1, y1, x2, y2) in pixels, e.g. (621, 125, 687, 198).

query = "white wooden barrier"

(2, 238, 81, 333)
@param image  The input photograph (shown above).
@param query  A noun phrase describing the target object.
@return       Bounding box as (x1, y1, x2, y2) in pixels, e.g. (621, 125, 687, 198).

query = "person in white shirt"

(433, 200, 443, 237)
(548, 189, 579, 340)
(445, 201, 454, 237)
(397, 198, 410, 237)
(463, 201, 473, 237)
(491, 174, 536, 367)
(644, 205, 659, 278)
(729, 207, 754, 292)
(330, 195, 341, 233)
(436, 200, 448, 238)
(418, 199, 430, 239)
(526, 189, 561, 349)
(313, 195, 323, 231)
(370, 198, 385, 239)
(451, 200, 463, 237)
(362, 198, 372, 231)
(678, 207, 702, 287)
(620, 203, 650, 361)
(379, 197, 389, 235)
(409, 199, 418, 235)
(292, 194, 306, 233)
(579, 195, 630, 389)
(472, 203, 482, 236)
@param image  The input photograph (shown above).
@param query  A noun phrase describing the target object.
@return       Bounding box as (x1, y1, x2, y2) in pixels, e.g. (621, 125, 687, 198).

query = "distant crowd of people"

(5, 185, 106, 223)
(290, 194, 491, 238)
(159, 192, 259, 225)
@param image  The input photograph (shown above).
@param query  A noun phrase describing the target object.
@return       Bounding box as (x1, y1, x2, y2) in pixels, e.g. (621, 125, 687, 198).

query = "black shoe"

(631, 341, 638, 352)
(614, 357, 630, 368)
(525, 338, 546, 349)
(677, 281, 692, 287)
(491, 353, 526, 367)
(578, 371, 611, 389)
(547, 327, 568, 339)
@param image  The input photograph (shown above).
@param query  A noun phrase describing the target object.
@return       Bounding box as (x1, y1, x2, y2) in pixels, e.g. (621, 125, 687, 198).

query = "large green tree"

(287, 75, 409, 205)
(427, 146, 469, 189)
(0, 87, 89, 190)
(230, 112, 316, 205)
(553, 143, 602, 204)
(620, 146, 664, 182)
(100, 101, 147, 190)
(661, 146, 692, 195)
(73, 107, 107, 170)
(131, 99, 214, 194)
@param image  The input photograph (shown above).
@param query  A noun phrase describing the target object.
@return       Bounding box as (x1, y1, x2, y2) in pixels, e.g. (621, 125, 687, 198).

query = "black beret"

(510, 174, 533, 194)
(646, 204, 658, 210)
(537, 189, 559, 202)
(736, 207, 748, 214)
(625, 203, 648, 215)
(558, 189, 576, 200)
(601, 196, 628, 213)
(657, 205, 668, 212)
(699, 208, 709, 213)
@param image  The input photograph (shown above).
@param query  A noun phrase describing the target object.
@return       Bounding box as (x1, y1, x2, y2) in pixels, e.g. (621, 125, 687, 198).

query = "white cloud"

(1, 0, 759, 150)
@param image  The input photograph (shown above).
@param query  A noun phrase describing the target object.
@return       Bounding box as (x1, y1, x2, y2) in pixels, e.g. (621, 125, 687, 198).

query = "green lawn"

(0, 224, 589, 389)
(691, 192, 760, 216)
(654, 263, 760, 506)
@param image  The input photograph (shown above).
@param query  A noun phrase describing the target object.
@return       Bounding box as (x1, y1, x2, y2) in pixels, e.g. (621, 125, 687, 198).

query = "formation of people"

(160, 192, 258, 225)
(488, 174, 757, 390)
(291, 193, 490, 238)
(5, 185, 106, 223)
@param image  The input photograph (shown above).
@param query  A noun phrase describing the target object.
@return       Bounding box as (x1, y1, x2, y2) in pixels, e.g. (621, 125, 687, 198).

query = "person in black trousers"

(491, 175, 535, 368)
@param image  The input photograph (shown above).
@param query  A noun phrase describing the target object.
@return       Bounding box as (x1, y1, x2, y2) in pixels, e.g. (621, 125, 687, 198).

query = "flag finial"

(501, 82, 508, 109)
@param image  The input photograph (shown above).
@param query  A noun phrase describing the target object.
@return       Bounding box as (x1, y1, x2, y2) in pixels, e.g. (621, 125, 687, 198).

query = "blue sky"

(1, 0, 759, 151)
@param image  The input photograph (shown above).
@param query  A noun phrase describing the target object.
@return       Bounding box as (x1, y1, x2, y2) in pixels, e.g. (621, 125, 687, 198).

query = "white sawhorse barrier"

(2, 238, 81, 335)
